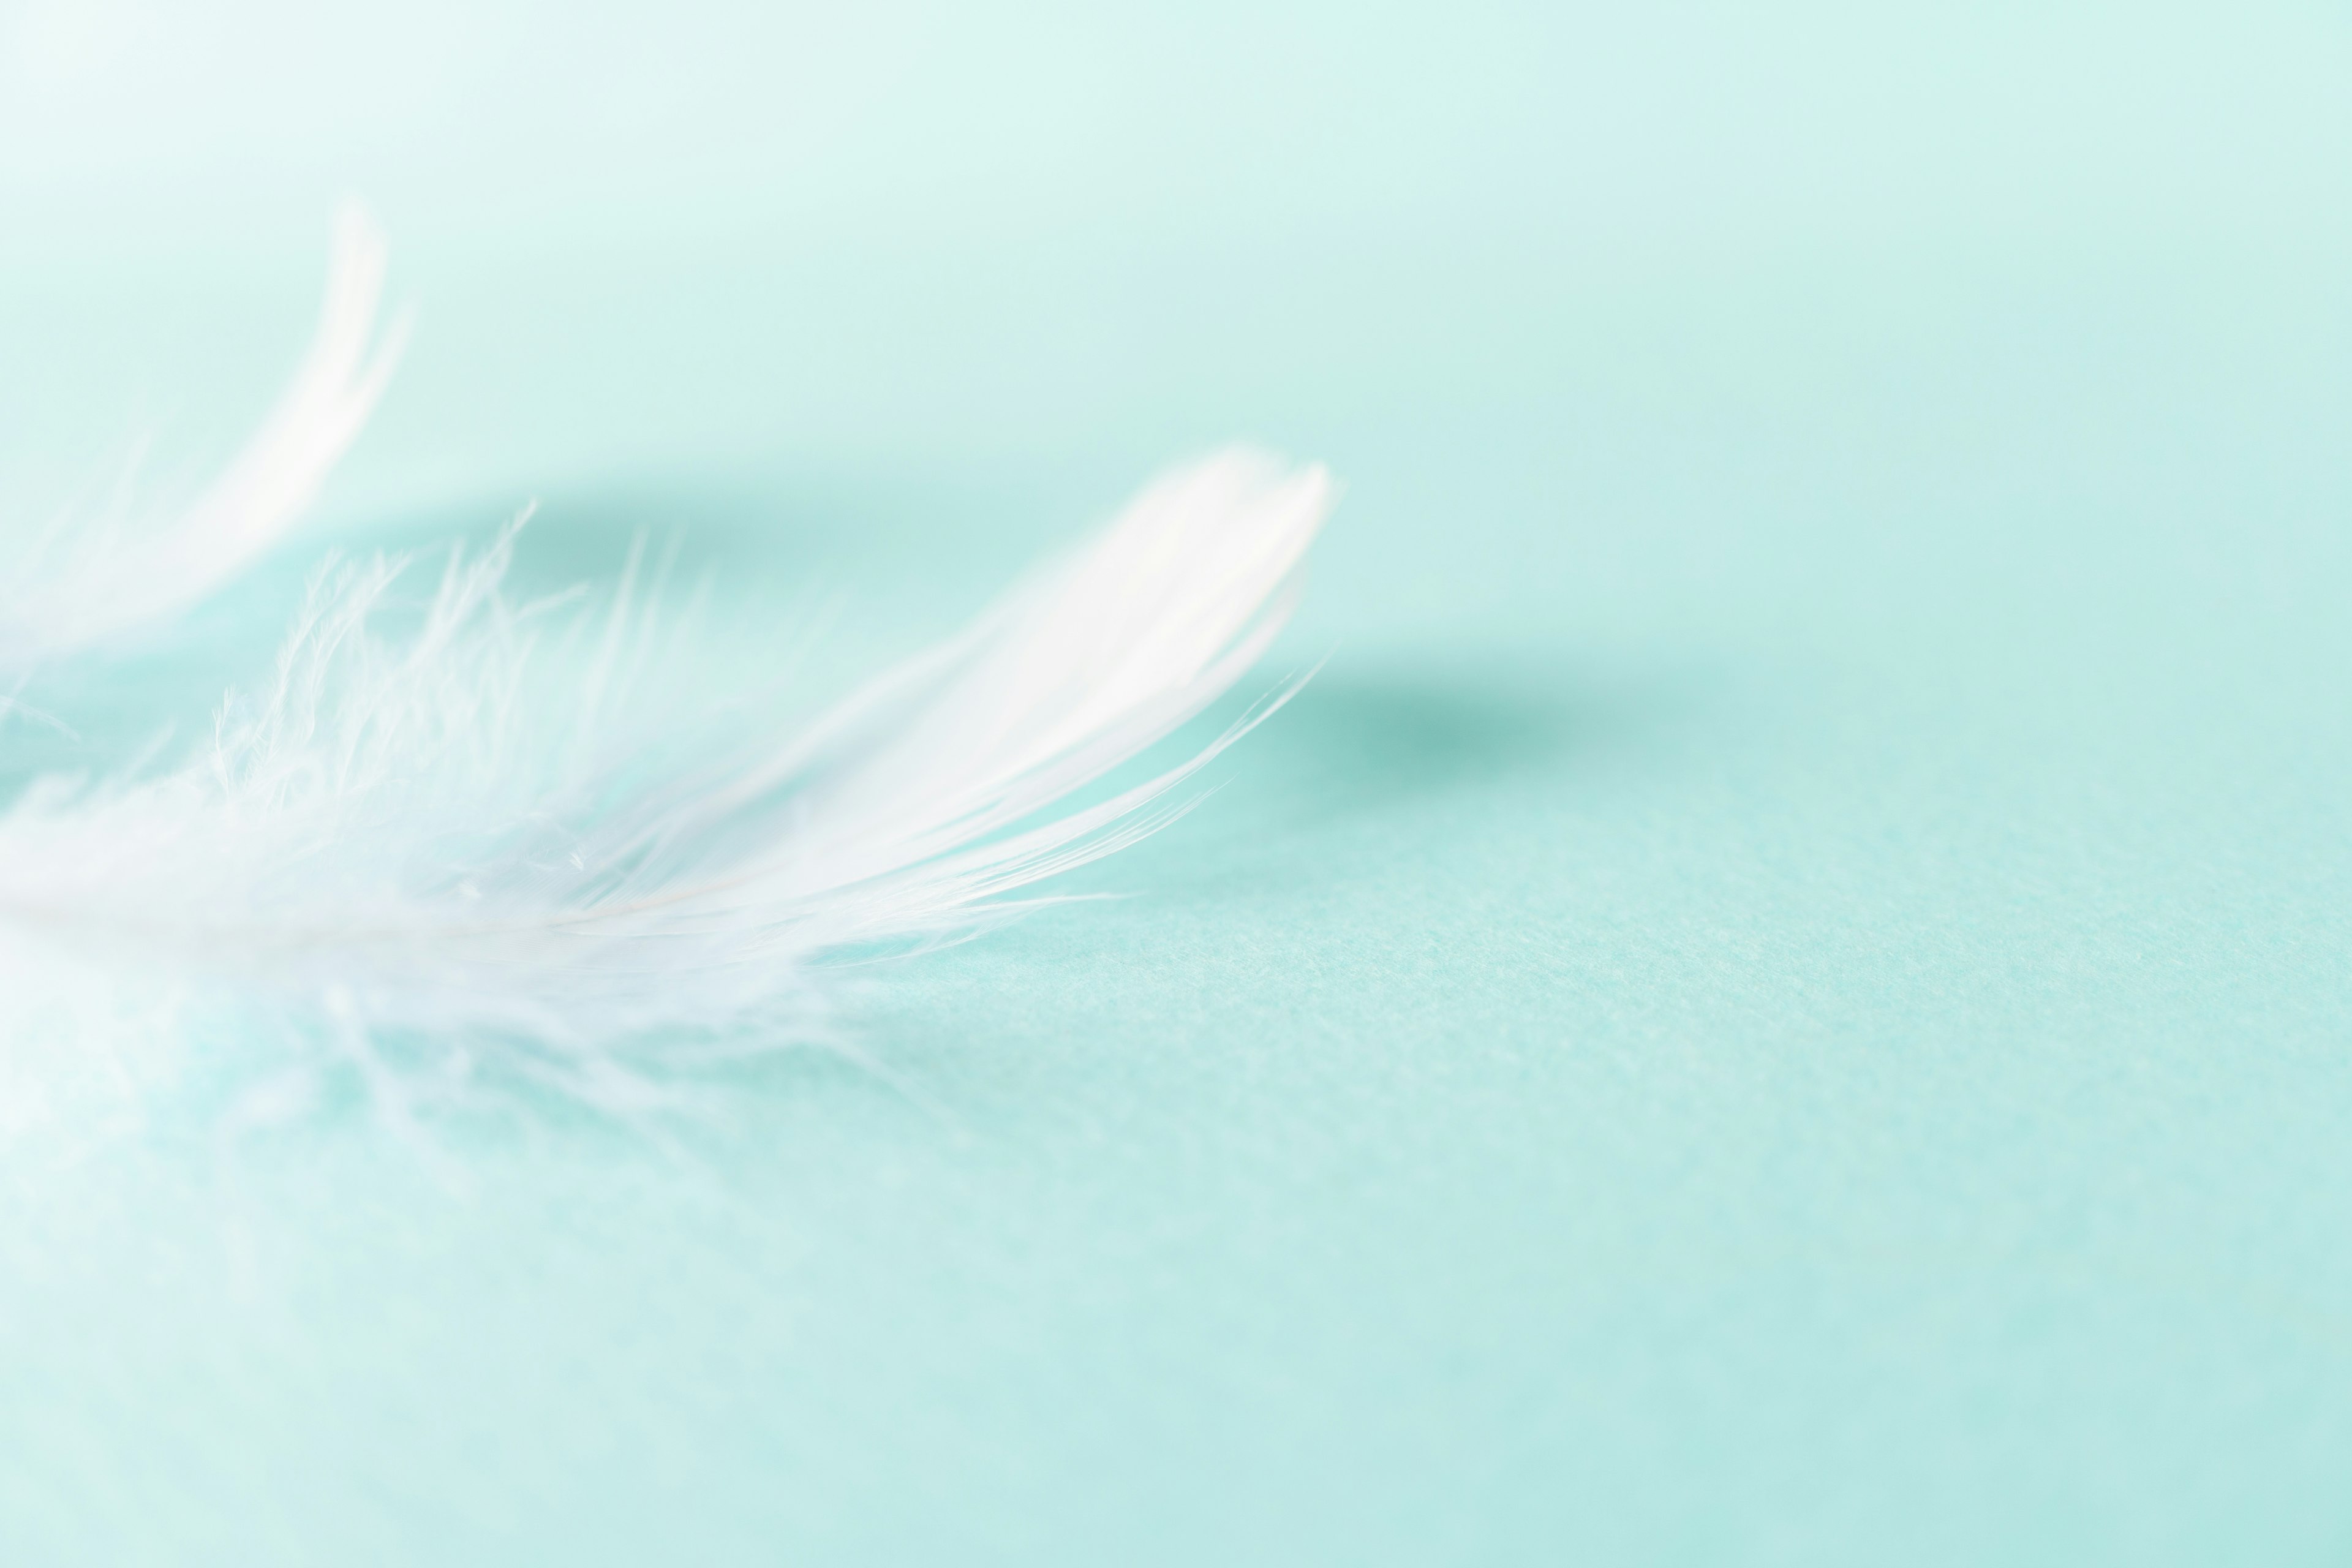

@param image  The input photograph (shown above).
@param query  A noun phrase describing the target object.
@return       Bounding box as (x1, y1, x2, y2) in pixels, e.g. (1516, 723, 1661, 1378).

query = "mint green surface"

(6, 4, 2352, 1562)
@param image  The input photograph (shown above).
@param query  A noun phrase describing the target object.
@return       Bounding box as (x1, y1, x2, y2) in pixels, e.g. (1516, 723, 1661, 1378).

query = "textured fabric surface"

(4, 4, 2351, 1562)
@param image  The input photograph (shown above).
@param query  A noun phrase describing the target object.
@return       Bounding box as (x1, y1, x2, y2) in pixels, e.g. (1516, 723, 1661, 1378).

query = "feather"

(0, 450, 1334, 1123)
(0, 205, 407, 673)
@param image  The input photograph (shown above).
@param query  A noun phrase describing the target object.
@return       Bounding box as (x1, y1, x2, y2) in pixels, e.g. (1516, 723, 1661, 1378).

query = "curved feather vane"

(0, 205, 407, 671)
(0, 451, 1333, 1118)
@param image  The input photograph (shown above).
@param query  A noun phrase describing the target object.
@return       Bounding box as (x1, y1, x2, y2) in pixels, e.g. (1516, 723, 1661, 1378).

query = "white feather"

(0, 205, 406, 672)
(0, 451, 1333, 1121)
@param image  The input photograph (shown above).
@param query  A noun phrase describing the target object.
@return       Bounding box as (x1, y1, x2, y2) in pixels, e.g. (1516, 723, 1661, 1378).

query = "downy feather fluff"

(0, 205, 405, 673)
(0, 451, 1333, 1123)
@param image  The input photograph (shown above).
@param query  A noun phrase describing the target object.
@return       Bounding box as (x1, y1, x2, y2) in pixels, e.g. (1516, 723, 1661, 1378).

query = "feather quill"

(0, 451, 1333, 1120)
(0, 205, 406, 672)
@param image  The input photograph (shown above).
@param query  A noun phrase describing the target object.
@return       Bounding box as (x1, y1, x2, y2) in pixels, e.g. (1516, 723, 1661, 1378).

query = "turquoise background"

(6, 2, 2352, 1561)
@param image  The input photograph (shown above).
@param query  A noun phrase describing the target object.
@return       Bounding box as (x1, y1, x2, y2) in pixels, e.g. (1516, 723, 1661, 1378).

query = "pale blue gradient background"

(5, 2, 2352, 1562)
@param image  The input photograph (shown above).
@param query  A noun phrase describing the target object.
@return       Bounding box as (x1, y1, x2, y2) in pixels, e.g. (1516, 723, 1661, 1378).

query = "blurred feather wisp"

(0, 213, 1335, 1135)
(0, 205, 408, 675)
